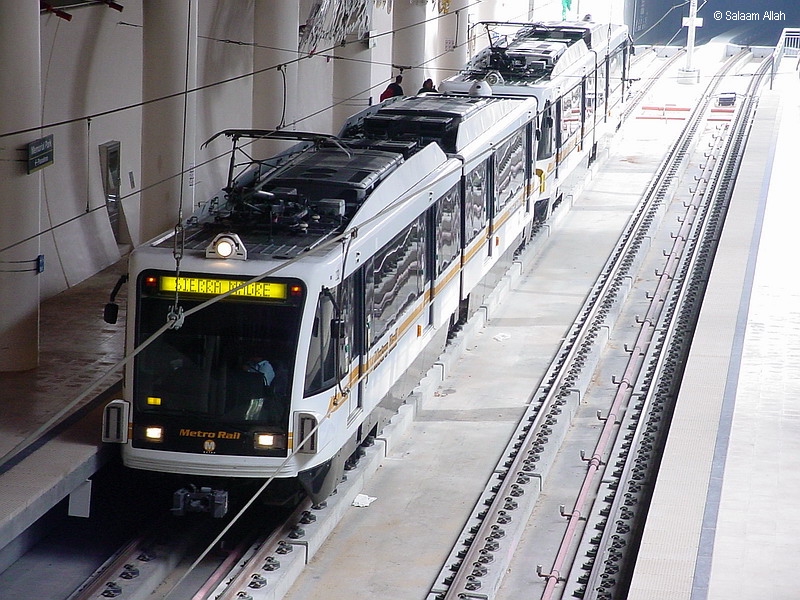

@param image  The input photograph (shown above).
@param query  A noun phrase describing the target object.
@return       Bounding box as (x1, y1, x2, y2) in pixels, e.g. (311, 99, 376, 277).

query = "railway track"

(423, 50, 770, 600)
(567, 52, 772, 600)
(66, 491, 299, 600)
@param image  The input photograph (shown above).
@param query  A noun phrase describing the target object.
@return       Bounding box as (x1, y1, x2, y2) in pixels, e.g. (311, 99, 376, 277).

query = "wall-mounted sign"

(27, 134, 54, 174)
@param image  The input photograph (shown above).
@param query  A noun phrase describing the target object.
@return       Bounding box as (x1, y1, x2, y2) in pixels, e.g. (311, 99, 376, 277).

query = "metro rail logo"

(179, 428, 242, 440)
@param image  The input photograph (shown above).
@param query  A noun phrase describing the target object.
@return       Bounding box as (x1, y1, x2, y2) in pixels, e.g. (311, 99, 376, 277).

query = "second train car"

(439, 19, 631, 219)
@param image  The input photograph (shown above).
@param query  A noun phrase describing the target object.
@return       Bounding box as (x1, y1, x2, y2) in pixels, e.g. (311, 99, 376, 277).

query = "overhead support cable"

(100, 0, 124, 11)
(40, 2, 72, 21)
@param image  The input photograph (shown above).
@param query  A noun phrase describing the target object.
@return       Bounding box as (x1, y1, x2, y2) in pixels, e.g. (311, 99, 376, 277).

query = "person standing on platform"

(380, 74, 404, 101)
(418, 78, 436, 93)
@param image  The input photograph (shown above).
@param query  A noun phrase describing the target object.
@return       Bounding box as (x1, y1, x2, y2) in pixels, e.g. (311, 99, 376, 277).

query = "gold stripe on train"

(326, 187, 533, 414)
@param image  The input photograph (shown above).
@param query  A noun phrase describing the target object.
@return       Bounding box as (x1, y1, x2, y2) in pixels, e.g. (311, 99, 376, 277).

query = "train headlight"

(206, 233, 247, 260)
(469, 80, 493, 97)
(254, 433, 276, 449)
(145, 426, 164, 441)
(484, 71, 504, 86)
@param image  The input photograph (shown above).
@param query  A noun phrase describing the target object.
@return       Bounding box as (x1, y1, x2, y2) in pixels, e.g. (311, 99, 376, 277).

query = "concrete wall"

(39, 6, 142, 296)
(26, 0, 620, 302)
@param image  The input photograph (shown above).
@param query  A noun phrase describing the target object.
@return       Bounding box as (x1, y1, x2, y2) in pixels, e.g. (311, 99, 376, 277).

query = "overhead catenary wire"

(4, 0, 698, 144)
(4, 18, 633, 259)
(0, 4, 482, 258)
(167, 0, 195, 328)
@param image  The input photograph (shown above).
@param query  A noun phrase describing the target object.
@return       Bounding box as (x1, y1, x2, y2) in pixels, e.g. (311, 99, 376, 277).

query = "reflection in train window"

(435, 183, 461, 276)
(464, 161, 488, 243)
(371, 216, 426, 344)
(494, 129, 526, 212)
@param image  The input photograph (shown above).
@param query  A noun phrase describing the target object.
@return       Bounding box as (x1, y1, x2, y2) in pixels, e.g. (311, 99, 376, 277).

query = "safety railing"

(770, 27, 800, 88)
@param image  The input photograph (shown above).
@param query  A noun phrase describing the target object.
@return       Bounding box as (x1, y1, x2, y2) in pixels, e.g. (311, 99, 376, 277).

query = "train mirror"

(102, 399, 129, 443)
(331, 318, 346, 339)
(104, 302, 119, 324)
(104, 273, 128, 324)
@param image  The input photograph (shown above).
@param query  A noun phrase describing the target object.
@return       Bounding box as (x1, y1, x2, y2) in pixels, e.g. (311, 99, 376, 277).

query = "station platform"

(628, 57, 800, 598)
(0, 261, 126, 568)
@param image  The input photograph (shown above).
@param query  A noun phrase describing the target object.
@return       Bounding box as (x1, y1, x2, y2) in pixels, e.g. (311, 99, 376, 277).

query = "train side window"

(596, 60, 607, 111)
(493, 130, 526, 212)
(561, 83, 582, 139)
(608, 48, 624, 100)
(585, 71, 597, 116)
(371, 216, 425, 345)
(341, 275, 359, 355)
(337, 275, 358, 379)
(537, 104, 554, 160)
(304, 291, 337, 396)
(435, 183, 461, 276)
(463, 161, 488, 244)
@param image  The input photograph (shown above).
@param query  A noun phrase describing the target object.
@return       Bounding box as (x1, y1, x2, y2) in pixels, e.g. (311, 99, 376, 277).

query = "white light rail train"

(102, 20, 630, 517)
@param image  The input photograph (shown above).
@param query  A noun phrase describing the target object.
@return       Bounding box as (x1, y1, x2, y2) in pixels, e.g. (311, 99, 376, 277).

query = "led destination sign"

(159, 276, 288, 300)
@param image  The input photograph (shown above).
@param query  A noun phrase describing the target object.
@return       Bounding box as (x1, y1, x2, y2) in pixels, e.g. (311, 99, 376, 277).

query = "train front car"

(439, 20, 631, 218)
(128, 268, 305, 517)
(103, 132, 422, 516)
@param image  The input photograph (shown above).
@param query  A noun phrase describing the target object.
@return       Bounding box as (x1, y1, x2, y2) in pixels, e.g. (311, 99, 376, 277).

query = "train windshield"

(132, 272, 304, 429)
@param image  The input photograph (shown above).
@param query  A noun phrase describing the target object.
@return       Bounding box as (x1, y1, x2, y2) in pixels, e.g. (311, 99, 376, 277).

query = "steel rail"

(207, 498, 314, 600)
(566, 55, 771, 600)
(537, 48, 753, 600)
(427, 48, 750, 600)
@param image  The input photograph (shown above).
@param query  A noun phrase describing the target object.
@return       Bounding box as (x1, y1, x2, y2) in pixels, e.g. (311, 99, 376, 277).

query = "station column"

(0, 2, 42, 371)
(392, 0, 427, 93)
(332, 35, 373, 131)
(253, 1, 299, 156)
(435, 0, 469, 84)
(140, 0, 198, 244)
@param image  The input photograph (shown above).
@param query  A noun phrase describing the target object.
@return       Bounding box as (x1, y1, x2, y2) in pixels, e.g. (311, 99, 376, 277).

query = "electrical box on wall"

(361, 30, 376, 48)
(99, 140, 122, 242)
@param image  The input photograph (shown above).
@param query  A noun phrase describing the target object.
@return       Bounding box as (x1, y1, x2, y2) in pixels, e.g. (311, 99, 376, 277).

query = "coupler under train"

(172, 485, 229, 518)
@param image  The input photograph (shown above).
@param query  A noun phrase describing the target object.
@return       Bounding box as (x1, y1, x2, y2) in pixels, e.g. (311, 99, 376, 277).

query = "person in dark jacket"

(418, 78, 436, 93)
